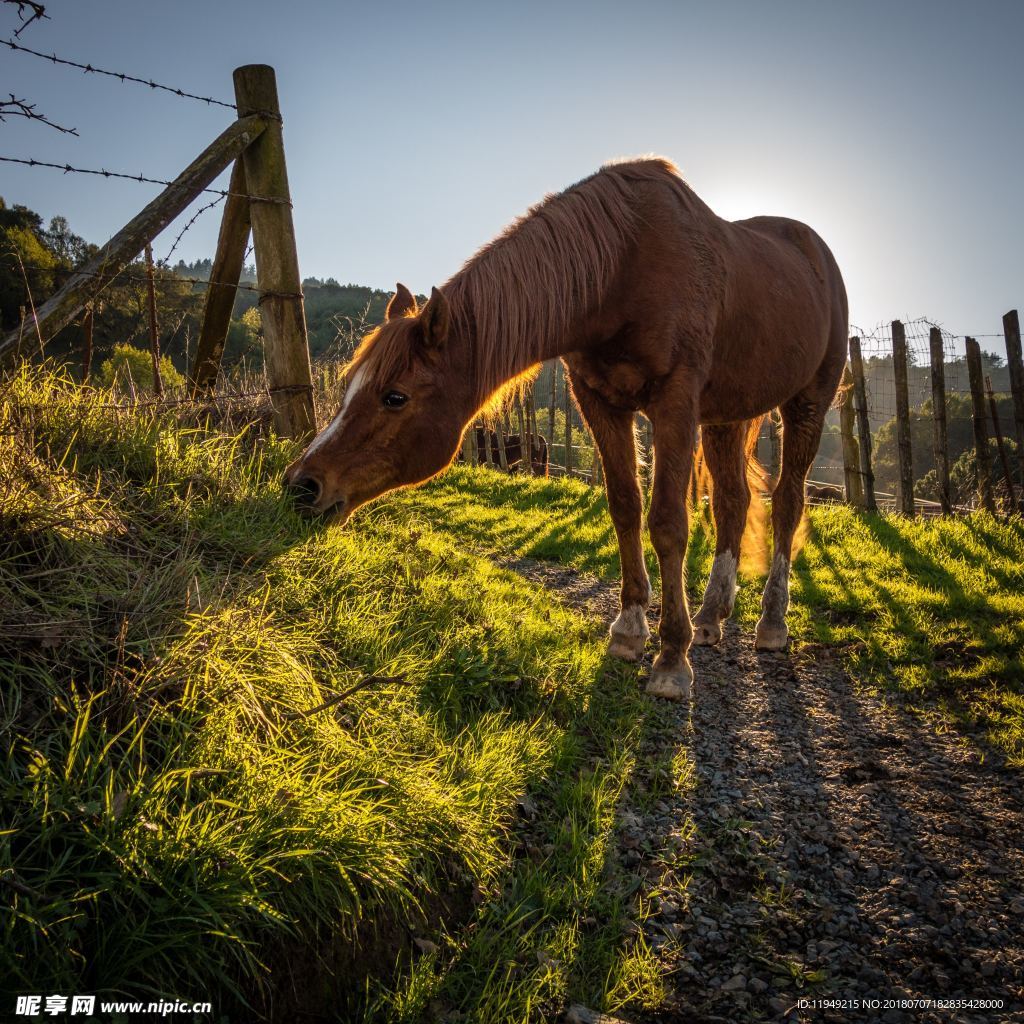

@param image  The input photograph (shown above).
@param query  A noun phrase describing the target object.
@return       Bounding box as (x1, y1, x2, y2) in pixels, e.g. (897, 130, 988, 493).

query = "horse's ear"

(386, 282, 417, 321)
(419, 286, 450, 348)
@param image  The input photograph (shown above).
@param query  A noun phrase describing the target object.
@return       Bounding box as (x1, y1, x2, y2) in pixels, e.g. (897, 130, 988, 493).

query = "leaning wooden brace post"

(965, 337, 996, 514)
(838, 366, 863, 506)
(848, 336, 877, 512)
(928, 327, 952, 515)
(986, 374, 1018, 513)
(190, 159, 252, 391)
(1003, 309, 1024, 489)
(234, 64, 315, 441)
(891, 321, 915, 515)
(0, 115, 267, 364)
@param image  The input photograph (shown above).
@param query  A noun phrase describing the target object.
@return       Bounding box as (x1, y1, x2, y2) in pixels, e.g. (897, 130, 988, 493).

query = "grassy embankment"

(1, 368, 677, 1021)
(2, 367, 1021, 1021)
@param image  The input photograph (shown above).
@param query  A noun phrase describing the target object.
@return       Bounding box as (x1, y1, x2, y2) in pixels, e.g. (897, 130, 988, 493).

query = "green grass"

(0, 368, 675, 1021)
(402, 465, 1024, 764)
(3, 366, 1021, 1022)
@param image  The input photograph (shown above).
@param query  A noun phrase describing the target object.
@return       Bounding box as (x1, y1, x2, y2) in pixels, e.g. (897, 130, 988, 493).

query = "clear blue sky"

(3, 0, 1022, 349)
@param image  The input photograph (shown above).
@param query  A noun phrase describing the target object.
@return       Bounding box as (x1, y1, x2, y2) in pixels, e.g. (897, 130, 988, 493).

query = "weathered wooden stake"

(768, 408, 781, 480)
(928, 327, 952, 514)
(461, 422, 475, 466)
(847, 336, 877, 512)
(481, 421, 494, 467)
(494, 416, 509, 471)
(986, 374, 1018, 512)
(516, 397, 527, 474)
(190, 159, 252, 391)
(548, 361, 557, 449)
(81, 304, 94, 381)
(143, 243, 163, 397)
(965, 337, 996, 513)
(564, 372, 574, 477)
(891, 320, 915, 515)
(0, 115, 267, 363)
(838, 366, 863, 506)
(1003, 309, 1024, 488)
(234, 64, 314, 440)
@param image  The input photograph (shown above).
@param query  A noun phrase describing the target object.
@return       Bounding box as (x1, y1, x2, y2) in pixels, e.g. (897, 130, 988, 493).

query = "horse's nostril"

(286, 474, 322, 508)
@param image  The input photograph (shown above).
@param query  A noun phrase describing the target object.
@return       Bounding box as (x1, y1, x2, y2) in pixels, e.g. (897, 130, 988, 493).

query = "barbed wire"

(0, 154, 291, 206)
(3, 37, 237, 110)
(160, 194, 225, 267)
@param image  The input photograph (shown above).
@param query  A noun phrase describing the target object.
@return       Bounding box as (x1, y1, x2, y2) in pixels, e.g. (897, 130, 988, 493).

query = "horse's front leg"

(646, 395, 699, 700)
(569, 374, 651, 661)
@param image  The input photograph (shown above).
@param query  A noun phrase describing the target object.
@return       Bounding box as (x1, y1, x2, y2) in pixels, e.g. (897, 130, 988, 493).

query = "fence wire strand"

(3, 37, 237, 110)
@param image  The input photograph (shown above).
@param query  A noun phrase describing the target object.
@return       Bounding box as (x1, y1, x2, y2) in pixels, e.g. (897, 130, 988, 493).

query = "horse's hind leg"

(570, 375, 652, 661)
(693, 421, 749, 645)
(756, 393, 828, 650)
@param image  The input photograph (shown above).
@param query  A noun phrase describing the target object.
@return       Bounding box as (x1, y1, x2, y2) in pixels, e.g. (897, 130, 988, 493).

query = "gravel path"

(501, 556, 1024, 1024)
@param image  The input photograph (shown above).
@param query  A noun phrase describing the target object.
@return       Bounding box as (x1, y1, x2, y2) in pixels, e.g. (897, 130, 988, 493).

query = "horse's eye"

(382, 390, 409, 409)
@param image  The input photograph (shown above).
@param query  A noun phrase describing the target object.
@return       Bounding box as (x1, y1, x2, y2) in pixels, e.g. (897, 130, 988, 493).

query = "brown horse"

(284, 158, 847, 701)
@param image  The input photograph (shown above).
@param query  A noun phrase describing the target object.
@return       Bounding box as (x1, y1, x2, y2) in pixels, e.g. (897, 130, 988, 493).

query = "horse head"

(283, 283, 471, 521)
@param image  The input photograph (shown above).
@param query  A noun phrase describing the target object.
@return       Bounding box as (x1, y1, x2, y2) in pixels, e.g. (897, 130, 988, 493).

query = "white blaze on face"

(305, 364, 369, 458)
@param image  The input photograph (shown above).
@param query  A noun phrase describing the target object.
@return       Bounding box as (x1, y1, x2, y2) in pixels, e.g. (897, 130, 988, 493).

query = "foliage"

(918, 437, 1021, 507)
(96, 342, 186, 392)
(872, 392, 1018, 493)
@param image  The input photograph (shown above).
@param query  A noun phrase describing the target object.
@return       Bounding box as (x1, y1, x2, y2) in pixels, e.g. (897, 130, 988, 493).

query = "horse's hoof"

(755, 620, 789, 650)
(691, 617, 723, 646)
(608, 633, 647, 662)
(645, 661, 693, 701)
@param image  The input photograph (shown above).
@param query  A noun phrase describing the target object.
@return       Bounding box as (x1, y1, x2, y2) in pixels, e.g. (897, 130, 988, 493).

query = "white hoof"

(645, 662, 693, 701)
(755, 620, 789, 650)
(609, 604, 650, 661)
(609, 634, 647, 661)
(691, 617, 723, 646)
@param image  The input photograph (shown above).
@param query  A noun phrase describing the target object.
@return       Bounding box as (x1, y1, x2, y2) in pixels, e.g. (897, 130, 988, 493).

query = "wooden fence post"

(481, 422, 494, 468)
(768, 408, 781, 480)
(564, 372, 574, 477)
(143, 243, 163, 397)
(461, 422, 475, 467)
(494, 417, 509, 471)
(891, 321, 915, 515)
(234, 64, 315, 441)
(81, 304, 94, 382)
(1003, 309, 1024, 488)
(0, 115, 268, 363)
(838, 366, 863, 506)
(190, 159, 252, 391)
(986, 374, 1018, 512)
(516, 398, 527, 474)
(965, 337, 996, 513)
(848, 336, 877, 512)
(928, 326, 952, 514)
(548, 361, 557, 451)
